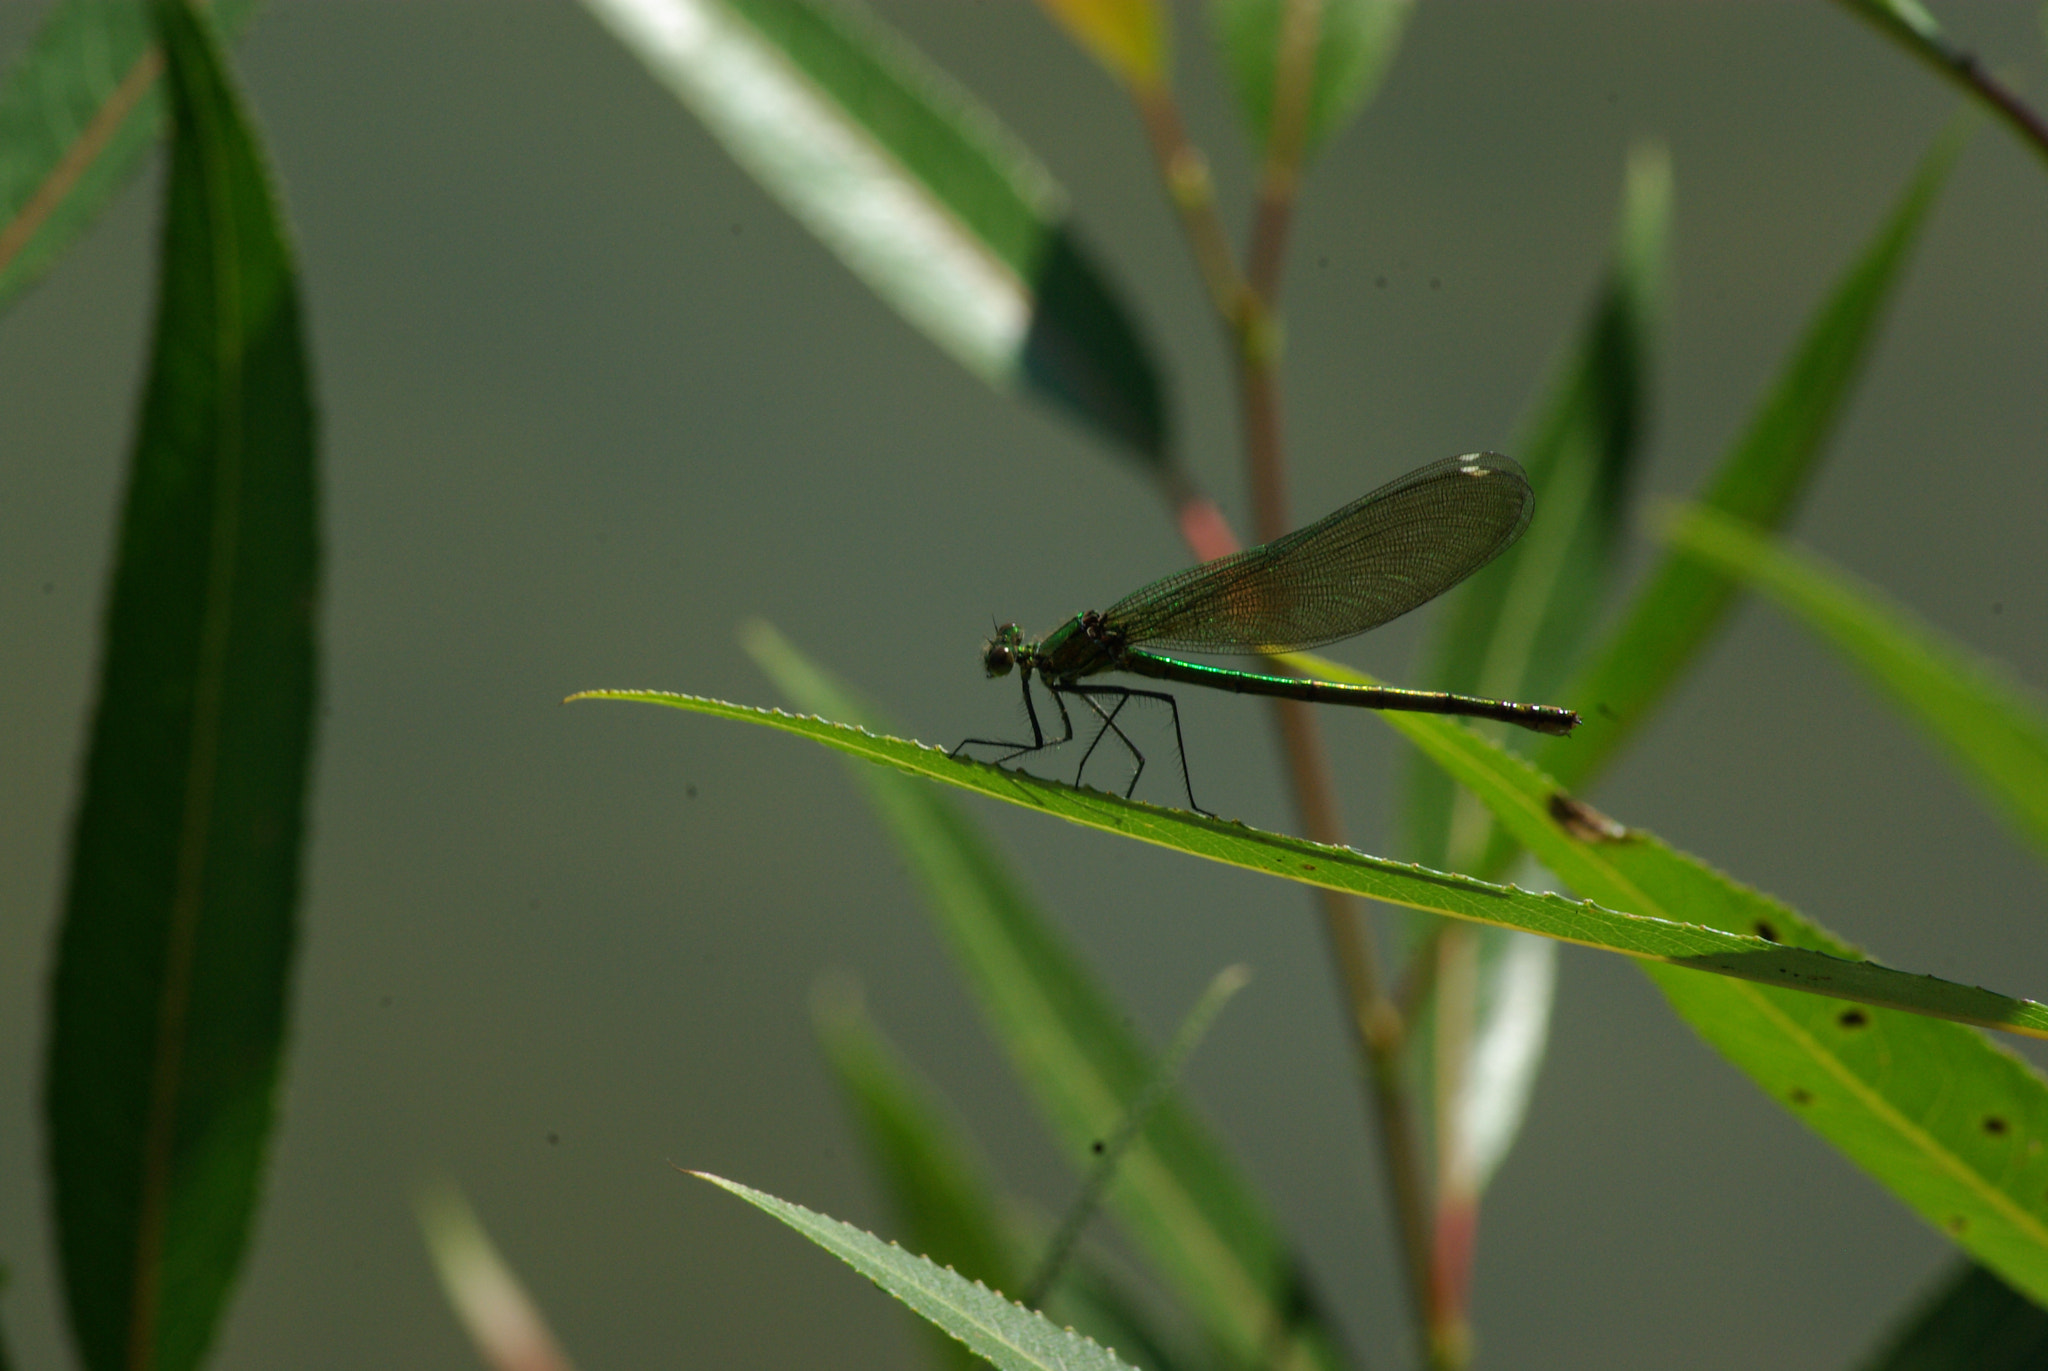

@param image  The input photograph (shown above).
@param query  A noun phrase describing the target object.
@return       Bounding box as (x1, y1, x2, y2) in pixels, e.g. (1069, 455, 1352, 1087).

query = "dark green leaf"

(0, 1260, 12, 1371)
(1533, 127, 1961, 793)
(581, 0, 1171, 473)
(0, 0, 260, 311)
(43, 4, 317, 1370)
(1856, 1260, 2048, 1371)
(1210, 0, 1411, 155)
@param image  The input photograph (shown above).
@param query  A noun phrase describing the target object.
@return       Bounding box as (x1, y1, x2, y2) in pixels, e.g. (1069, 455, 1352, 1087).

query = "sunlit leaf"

(1037, 0, 1167, 90)
(1293, 650, 2048, 1305)
(567, 687, 2048, 1041)
(698, 1173, 1141, 1371)
(582, 0, 1171, 473)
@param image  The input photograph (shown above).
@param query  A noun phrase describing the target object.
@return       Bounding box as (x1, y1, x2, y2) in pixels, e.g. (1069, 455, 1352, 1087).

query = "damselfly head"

(982, 623, 1024, 677)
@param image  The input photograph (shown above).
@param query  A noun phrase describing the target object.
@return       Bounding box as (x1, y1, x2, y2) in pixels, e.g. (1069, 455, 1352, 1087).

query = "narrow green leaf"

(1856, 1260, 2048, 1371)
(567, 687, 2048, 1041)
(813, 979, 1205, 1371)
(1210, 0, 1412, 156)
(1664, 505, 2048, 862)
(416, 1183, 578, 1371)
(1832, 0, 2048, 170)
(814, 975, 1030, 1371)
(1401, 142, 1666, 1213)
(0, 0, 260, 311)
(1024, 965, 1251, 1307)
(581, 0, 1170, 472)
(1534, 127, 1961, 793)
(43, 5, 318, 1371)
(1290, 651, 2048, 1305)
(743, 625, 1347, 1371)
(698, 1172, 1140, 1371)
(1407, 142, 1669, 869)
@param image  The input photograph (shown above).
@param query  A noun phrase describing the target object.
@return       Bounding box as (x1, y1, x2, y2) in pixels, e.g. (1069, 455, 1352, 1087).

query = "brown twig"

(1245, 0, 1323, 303)
(1110, 1, 1455, 1354)
(1125, 1, 1444, 1354)
(1833, 0, 2048, 170)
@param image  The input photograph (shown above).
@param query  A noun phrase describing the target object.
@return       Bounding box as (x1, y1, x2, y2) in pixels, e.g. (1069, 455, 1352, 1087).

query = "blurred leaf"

(568, 686, 2048, 1040)
(743, 625, 1346, 1371)
(813, 974, 1029, 1371)
(1832, 0, 2048, 170)
(1665, 505, 2048, 862)
(813, 976, 1203, 1371)
(416, 1184, 578, 1371)
(1399, 145, 1665, 1252)
(1440, 923, 1555, 1193)
(1037, 0, 1167, 90)
(697, 1173, 1141, 1371)
(1210, 0, 1412, 156)
(1856, 1259, 2048, 1371)
(0, 0, 261, 311)
(1533, 127, 1961, 793)
(1291, 650, 2048, 1305)
(581, 0, 1170, 472)
(43, 5, 318, 1371)
(1024, 964, 1252, 1307)
(1406, 142, 1669, 870)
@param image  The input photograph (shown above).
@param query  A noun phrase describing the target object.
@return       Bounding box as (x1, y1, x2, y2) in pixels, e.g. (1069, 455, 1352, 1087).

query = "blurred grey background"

(4, 3, 2048, 1367)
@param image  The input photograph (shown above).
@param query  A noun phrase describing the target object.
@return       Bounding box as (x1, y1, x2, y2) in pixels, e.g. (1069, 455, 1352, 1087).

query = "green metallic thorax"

(1026, 612, 1123, 682)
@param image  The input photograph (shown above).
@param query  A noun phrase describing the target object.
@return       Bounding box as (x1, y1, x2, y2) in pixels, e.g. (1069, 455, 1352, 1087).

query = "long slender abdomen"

(1119, 650, 1578, 736)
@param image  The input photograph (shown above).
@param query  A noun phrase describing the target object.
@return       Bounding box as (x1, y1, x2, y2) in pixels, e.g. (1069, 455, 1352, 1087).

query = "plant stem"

(1833, 0, 2048, 169)
(1246, 0, 1322, 303)
(1127, 7, 1444, 1356)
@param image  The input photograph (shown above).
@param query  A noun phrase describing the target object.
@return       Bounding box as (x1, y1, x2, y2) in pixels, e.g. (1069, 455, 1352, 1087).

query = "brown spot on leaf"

(1754, 921, 1780, 943)
(1838, 1009, 1867, 1029)
(1790, 1088, 1813, 1106)
(1548, 792, 1628, 842)
(1984, 1116, 2010, 1136)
